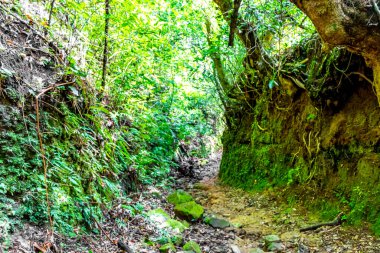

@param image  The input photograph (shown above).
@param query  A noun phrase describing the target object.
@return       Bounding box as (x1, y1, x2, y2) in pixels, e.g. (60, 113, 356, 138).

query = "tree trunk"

(101, 0, 110, 91)
(290, 0, 380, 104)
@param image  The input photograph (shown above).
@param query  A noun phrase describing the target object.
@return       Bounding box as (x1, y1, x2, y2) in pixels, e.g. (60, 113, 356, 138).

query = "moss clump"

(183, 240, 201, 253)
(174, 201, 204, 221)
(159, 242, 175, 252)
(167, 190, 194, 205)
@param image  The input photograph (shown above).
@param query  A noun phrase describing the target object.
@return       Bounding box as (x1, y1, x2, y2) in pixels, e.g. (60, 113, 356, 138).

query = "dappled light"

(0, 0, 379, 252)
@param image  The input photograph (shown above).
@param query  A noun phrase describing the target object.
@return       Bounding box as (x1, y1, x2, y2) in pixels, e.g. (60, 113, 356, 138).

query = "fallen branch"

(300, 212, 344, 232)
(94, 218, 133, 252)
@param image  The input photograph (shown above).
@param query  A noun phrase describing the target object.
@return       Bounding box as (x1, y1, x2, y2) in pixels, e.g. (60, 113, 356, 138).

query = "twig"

(300, 212, 344, 232)
(35, 97, 53, 232)
(94, 219, 115, 245)
(347, 71, 373, 85)
(256, 122, 267, 131)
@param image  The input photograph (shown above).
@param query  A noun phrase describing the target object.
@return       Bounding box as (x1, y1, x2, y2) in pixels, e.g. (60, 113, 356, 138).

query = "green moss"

(167, 190, 194, 205)
(174, 201, 204, 221)
(170, 235, 183, 245)
(183, 241, 201, 253)
(159, 242, 175, 252)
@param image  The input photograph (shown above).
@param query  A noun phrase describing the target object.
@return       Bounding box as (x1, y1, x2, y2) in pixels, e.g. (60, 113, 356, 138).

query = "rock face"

(219, 45, 380, 226)
(212, 0, 380, 230)
(291, 0, 380, 104)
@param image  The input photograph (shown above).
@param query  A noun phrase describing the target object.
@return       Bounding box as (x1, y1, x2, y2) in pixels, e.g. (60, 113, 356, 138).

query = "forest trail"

(181, 155, 380, 253)
(8, 152, 379, 253)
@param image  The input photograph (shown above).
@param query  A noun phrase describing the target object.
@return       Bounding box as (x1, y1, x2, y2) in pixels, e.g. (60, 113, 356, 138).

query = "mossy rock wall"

(220, 51, 380, 229)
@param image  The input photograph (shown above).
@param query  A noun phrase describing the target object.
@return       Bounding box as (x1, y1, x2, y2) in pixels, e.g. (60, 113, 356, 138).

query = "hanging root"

(373, 61, 380, 106)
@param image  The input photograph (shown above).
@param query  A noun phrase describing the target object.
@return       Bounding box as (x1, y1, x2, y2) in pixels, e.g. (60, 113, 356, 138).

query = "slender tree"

(101, 0, 110, 91)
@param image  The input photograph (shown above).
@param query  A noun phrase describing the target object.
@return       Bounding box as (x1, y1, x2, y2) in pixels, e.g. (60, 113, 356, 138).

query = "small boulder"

(147, 208, 170, 221)
(183, 241, 201, 253)
(204, 216, 231, 228)
(147, 208, 189, 233)
(174, 201, 204, 221)
(167, 190, 193, 205)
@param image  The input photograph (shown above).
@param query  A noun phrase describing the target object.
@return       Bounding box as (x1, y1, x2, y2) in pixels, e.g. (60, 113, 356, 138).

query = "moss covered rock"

(174, 201, 204, 221)
(167, 190, 194, 205)
(204, 216, 231, 228)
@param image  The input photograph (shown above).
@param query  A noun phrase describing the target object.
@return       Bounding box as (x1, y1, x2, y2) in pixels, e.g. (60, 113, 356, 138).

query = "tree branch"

(212, 0, 273, 70)
(228, 0, 242, 47)
(205, 19, 232, 95)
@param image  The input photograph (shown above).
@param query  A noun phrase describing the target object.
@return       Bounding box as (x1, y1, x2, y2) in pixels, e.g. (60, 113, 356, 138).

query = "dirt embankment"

(220, 42, 380, 229)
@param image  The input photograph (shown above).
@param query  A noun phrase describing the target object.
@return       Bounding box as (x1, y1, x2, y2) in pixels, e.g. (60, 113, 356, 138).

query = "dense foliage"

(0, 0, 379, 247)
(0, 0, 224, 238)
